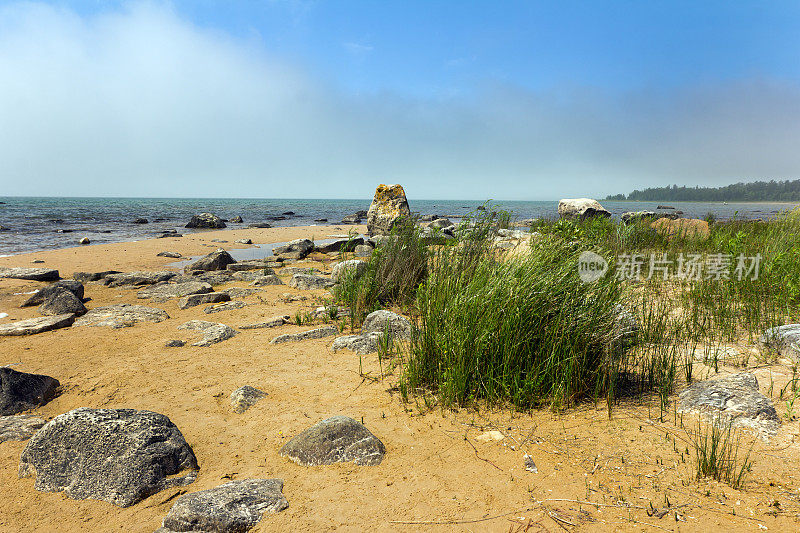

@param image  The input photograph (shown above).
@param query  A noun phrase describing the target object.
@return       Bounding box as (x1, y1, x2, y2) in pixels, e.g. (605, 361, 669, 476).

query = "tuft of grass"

(691, 418, 753, 490)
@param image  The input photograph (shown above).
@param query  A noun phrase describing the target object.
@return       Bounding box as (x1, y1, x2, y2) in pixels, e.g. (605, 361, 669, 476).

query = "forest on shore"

(606, 179, 800, 202)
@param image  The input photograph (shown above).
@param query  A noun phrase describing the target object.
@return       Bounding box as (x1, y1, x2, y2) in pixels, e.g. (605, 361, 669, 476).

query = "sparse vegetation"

(691, 418, 753, 489)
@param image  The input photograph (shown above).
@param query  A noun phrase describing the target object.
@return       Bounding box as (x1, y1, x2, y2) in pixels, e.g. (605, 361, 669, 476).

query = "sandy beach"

(1, 225, 799, 532)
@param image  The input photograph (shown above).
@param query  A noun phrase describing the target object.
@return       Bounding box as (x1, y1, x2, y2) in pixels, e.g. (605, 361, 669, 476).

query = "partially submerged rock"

(178, 292, 231, 310)
(288, 274, 334, 290)
(0, 415, 46, 443)
(0, 314, 75, 336)
(178, 320, 237, 347)
(557, 199, 611, 220)
(188, 250, 236, 272)
(677, 373, 779, 439)
(137, 281, 213, 300)
(74, 304, 169, 328)
(362, 310, 412, 340)
(270, 326, 338, 344)
(19, 408, 198, 507)
(280, 416, 385, 466)
(0, 267, 59, 281)
(185, 213, 226, 229)
(230, 386, 267, 413)
(366, 184, 411, 236)
(157, 479, 288, 533)
(0, 368, 60, 415)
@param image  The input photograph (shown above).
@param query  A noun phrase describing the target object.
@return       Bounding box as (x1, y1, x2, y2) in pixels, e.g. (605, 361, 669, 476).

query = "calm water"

(0, 197, 796, 255)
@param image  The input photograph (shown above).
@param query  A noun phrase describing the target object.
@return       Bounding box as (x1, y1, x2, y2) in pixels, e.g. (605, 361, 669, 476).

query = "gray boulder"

(178, 320, 237, 347)
(0, 267, 59, 281)
(178, 292, 231, 310)
(103, 271, 177, 287)
(428, 218, 453, 229)
(331, 260, 367, 283)
(759, 324, 800, 359)
(157, 479, 288, 533)
(366, 184, 411, 236)
(354, 244, 373, 257)
(250, 275, 285, 286)
(280, 416, 385, 466)
(72, 270, 121, 283)
(230, 216, 244, 223)
(270, 326, 338, 344)
(19, 408, 198, 507)
(557, 198, 611, 220)
(226, 261, 272, 272)
(362, 310, 412, 340)
(221, 287, 263, 299)
(188, 250, 236, 272)
(0, 415, 46, 443)
(315, 237, 364, 253)
(137, 281, 213, 300)
(22, 280, 84, 307)
(239, 316, 290, 330)
(0, 368, 59, 415)
(677, 373, 780, 439)
(273, 239, 313, 259)
(74, 304, 169, 328)
(288, 274, 334, 290)
(185, 213, 226, 229)
(279, 266, 320, 276)
(38, 289, 87, 316)
(331, 333, 382, 355)
(230, 386, 267, 414)
(204, 301, 245, 314)
(0, 314, 75, 336)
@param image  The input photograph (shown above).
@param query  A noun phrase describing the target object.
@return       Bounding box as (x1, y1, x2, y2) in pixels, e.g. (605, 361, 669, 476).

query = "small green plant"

(691, 418, 753, 490)
(294, 310, 303, 326)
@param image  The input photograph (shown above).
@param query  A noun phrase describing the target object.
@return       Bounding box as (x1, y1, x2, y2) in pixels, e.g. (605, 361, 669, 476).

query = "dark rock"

(280, 416, 385, 466)
(230, 386, 267, 413)
(362, 310, 412, 340)
(178, 320, 237, 347)
(314, 218, 328, 222)
(133, 218, 149, 224)
(0, 415, 46, 442)
(247, 223, 272, 229)
(273, 239, 313, 259)
(74, 304, 169, 328)
(19, 408, 198, 507)
(0, 267, 60, 281)
(55, 229, 73, 233)
(0, 225, 10, 231)
(157, 232, 183, 238)
(185, 213, 226, 229)
(178, 292, 230, 310)
(288, 274, 334, 290)
(73, 270, 121, 283)
(39, 289, 87, 316)
(315, 237, 364, 253)
(78, 237, 90, 245)
(166, 340, 185, 348)
(678, 373, 780, 439)
(267, 216, 286, 221)
(188, 250, 237, 272)
(270, 326, 338, 344)
(103, 271, 177, 287)
(656, 205, 676, 210)
(0, 368, 59, 415)
(22, 281, 84, 307)
(282, 211, 295, 216)
(0, 314, 75, 336)
(157, 251, 182, 258)
(230, 216, 243, 223)
(157, 479, 288, 533)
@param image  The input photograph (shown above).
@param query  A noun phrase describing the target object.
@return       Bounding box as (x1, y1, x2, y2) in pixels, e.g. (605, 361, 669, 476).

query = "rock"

(39, 289, 87, 316)
(366, 184, 411, 236)
(523, 454, 538, 473)
(137, 281, 213, 300)
(220, 287, 263, 299)
(188, 250, 237, 272)
(178, 320, 237, 347)
(278, 267, 320, 276)
(0, 415, 46, 443)
(230, 386, 267, 413)
(353, 244, 373, 257)
(759, 325, 800, 359)
(251, 275, 285, 286)
(657, 205, 676, 210)
(313, 306, 350, 319)
(157, 479, 288, 533)
(230, 216, 243, 223)
(280, 293, 307, 303)
(280, 416, 385, 466)
(314, 218, 328, 222)
(21, 280, 84, 306)
(185, 213, 226, 229)
(247, 223, 272, 229)
(620, 211, 678, 223)
(73, 270, 120, 283)
(340, 214, 363, 224)
(226, 261, 272, 272)
(178, 292, 231, 310)
(166, 340, 185, 348)
(204, 301, 245, 314)
(158, 232, 183, 238)
(78, 237, 90, 245)
(234, 238, 251, 244)
(612, 304, 638, 353)
(331, 333, 382, 355)
(19, 408, 198, 507)
(0, 368, 60, 415)
(133, 218, 149, 224)
(428, 218, 453, 229)
(362, 310, 412, 340)
(557, 198, 611, 220)
(272, 239, 313, 259)
(651, 218, 710, 241)
(288, 274, 334, 290)
(331, 260, 367, 283)
(74, 304, 169, 328)
(315, 237, 365, 253)
(677, 373, 779, 439)
(103, 271, 177, 287)
(420, 214, 439, 222)
(210, 239, 228, 243)
(157, 251, 182, 258)
(239, 316, 290, 330)
(0, 267, 60, 281)
(0, 314, 75, 336)
(270, 326, 338, 344)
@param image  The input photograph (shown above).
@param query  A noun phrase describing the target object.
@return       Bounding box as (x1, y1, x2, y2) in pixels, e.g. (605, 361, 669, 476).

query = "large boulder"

(178, 320, 237, 347)
(366, 184, 411, 236)
(677, 373, 779, 440)
(270, 326, 338, 344)
(272, 239, 313, 260)
(74, 304, 169, 328)
(157, 479, 288, 533)
(0, 368, 59, 415)
(0, 314, 75, 336)
(38, 289, 86, 317)
(651, 218, 710, 241)
(21, 280, 84, 307)
(362, 310, 412, 340)
(103, 271, 177, 287)
(19, 408, 198, 507)
(188, 250, 236, 272)
(331, 260, 367, 283)
(185, 213, 226, 229)
(280, 416, 385, 466)
(557, 199, 611, 220)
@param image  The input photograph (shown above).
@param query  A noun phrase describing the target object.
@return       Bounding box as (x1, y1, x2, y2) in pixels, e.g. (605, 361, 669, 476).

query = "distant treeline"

(606, 179, 800, 202)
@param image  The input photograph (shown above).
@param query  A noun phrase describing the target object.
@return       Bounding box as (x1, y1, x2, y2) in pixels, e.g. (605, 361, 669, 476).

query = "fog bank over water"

(1, 2, 799, 200)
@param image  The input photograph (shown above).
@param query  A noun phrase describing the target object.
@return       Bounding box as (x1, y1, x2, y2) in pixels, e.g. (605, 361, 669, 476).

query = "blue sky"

(1, 1, 799, 199)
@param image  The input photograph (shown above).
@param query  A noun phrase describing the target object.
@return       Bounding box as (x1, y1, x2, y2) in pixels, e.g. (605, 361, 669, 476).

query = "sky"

(0, 1, 799, 200)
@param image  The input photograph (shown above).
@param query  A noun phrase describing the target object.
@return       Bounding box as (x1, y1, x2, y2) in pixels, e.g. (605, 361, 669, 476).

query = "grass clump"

(692, 418, 753, 490)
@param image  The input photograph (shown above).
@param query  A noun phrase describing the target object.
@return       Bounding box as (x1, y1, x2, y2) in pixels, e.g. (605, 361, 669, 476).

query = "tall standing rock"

(366, 184, 411, 236)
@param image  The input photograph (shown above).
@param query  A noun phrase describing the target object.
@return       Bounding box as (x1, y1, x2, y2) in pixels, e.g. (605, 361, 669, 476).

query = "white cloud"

(0, 2, 798, 199)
